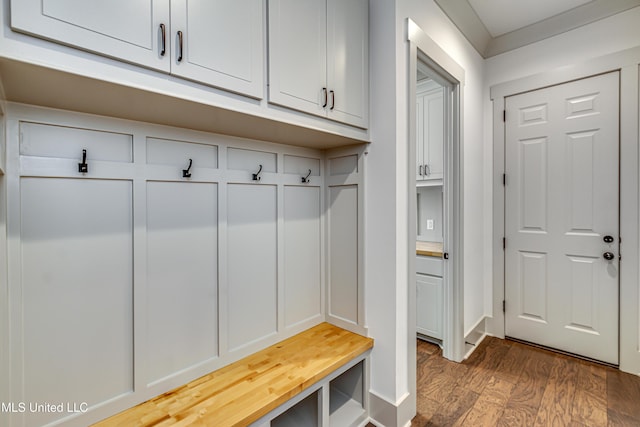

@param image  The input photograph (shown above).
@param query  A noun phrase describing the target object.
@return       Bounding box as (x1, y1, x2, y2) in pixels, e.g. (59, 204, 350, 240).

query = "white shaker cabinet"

(416, 82, 444, 184)
(416, 255, 443, 341)
(11, 0, 170, 72)
(11, 0, 264, 98)
(416, 273, 443, 340)
(170, 0, 264, 98)
(268, 0, 369, 128)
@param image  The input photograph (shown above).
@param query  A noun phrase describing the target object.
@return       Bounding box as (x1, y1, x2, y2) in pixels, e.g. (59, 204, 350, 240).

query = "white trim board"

(489, 46, 640, 375)
(405, 16, 466, 427)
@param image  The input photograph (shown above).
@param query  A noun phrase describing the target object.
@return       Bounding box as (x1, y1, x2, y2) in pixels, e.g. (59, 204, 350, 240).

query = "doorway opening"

(415, 62, 446, 348)
(407, 18, 465, 418)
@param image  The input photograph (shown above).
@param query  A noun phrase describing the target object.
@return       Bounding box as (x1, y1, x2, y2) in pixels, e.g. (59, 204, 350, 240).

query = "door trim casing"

(489, 46, 640, 375)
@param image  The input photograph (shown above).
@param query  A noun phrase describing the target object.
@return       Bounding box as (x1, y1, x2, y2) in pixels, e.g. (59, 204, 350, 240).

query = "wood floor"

(407, 337, 640, 426)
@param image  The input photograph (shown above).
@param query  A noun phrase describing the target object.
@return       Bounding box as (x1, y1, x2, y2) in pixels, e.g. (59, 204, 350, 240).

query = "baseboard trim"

(369, 390, 413, 427)
(463, 317, 487, 359)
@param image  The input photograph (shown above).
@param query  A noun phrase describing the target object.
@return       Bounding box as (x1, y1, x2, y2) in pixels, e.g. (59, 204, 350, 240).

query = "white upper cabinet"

(170, 0, 264, 98)
(326, 0, 369, 128)
(11, 0, 264, 98)
(268, 0, 369, 128)
(11, 0, 170, 72)
(416, 81, 444, 184)
(268, 0, 326, 116)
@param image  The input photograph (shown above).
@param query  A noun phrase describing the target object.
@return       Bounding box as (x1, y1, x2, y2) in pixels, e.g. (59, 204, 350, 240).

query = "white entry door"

(504, 71, 619, 365)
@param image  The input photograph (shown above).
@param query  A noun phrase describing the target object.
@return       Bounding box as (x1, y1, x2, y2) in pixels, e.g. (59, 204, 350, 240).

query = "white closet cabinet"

(416, 82, 444, 184)
(268, 0, 369, 128)
(11, 0, 264, 98)
(416, 273, 443, 340)
(16, 124, 134, 427)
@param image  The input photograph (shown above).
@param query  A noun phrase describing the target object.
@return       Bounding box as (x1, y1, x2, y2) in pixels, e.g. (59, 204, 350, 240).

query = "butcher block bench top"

(93, 322, 373, 427)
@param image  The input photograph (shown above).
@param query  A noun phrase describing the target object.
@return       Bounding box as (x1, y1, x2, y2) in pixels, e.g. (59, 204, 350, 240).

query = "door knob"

(603, 235, 614, 243)
(603, 252, 614, 261)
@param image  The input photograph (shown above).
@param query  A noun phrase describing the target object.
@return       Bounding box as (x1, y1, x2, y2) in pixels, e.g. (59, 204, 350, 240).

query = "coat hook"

(252, 164, 263, 181)
(301, 169, 312, 183)
(182, 158, 193, 178)
(78, 149, 88, 173)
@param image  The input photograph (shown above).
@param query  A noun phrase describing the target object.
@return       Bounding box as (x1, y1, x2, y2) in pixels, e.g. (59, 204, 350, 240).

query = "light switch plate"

(427, 219, 434, 230)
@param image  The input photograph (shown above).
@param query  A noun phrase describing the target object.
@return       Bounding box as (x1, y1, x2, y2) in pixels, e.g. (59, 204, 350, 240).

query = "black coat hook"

(78, 149, 88, 173)
(301, 169, 312, 183)
(252, 164, 263, 181)
(183, 158, 193, 178)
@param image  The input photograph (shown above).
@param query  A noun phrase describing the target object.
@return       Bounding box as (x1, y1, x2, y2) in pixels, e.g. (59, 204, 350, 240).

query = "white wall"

(396, 1, 487, 337)
(366, 1, 487, 425)
(485, 7, 640, 86)
(417, 186, 443, 242)
(484, 7, 640, 374)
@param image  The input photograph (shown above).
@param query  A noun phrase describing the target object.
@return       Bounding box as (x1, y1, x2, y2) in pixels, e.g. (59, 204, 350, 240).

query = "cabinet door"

(326, 0, 369, 128)
(19, 177, 133, 427)
(424, 89, 444, 181)
(11, 0, 171, 72)
(416, 274, 443, 340)
(268, 0, 327, 117)
(171, 0, 264, 99)
(416, 95, 425, 181)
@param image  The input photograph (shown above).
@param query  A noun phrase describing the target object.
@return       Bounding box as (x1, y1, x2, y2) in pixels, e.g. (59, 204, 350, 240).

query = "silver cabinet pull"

(159, 23, 166, 56)
(177, 31, 184, 62)
(419, 165, 423, 176)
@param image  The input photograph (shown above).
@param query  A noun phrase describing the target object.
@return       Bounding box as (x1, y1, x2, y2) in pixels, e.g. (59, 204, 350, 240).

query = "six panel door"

(504, 72, 620, 365)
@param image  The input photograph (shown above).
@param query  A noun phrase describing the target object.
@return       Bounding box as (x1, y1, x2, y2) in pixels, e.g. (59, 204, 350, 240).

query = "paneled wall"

(1, 103, 364, 427)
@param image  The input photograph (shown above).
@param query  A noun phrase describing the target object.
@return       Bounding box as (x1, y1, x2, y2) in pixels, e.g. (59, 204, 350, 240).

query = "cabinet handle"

(322, 87, 328, 108)
(330, 90, 335, 110)
(159, 24, 166, 56)
(425, 164, 430, 176)
(177, 30, 183, 62)
(419, 165, 423, 176)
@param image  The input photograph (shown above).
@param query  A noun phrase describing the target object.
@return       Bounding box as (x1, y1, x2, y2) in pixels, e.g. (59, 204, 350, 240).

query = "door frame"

(407, 18, 465, 366)
(488, 46, 640, 375)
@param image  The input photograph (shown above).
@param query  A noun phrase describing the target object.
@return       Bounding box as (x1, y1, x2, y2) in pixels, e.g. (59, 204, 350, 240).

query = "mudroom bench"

(93, 323, 373, 427)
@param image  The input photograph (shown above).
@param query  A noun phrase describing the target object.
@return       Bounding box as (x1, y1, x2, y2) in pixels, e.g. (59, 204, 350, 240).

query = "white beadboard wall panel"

(329, 154, 358, 176)
(146, 137, 218, 169)
(283, 154, 321, 178)
(2, 103, 361, 426)
(146, 181, 219, 385)
(20, 121, 133, 162)
(20, 177, 134, 427)
(328, 185, 359, 324)
(227, 147, 277, 173)
(283, 185, 322, 328)
(226, 183, 278, 351)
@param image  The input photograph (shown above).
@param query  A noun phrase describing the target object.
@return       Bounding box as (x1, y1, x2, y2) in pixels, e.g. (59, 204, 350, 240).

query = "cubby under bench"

(93, 323, 374, 427)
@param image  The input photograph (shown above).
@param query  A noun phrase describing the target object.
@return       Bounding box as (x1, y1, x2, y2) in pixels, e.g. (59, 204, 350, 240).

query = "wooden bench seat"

(93, 323, 373, 427)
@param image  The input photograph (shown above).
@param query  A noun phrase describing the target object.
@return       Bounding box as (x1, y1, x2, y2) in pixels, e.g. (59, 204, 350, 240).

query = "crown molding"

(434, 0, 640, 58)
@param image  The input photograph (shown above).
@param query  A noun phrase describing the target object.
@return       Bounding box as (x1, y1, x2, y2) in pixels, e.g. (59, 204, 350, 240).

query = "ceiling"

(434, 0, 640, 58)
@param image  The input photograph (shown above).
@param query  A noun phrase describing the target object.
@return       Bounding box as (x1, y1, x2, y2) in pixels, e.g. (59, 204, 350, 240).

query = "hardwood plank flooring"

(369, 337, 640, 426)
